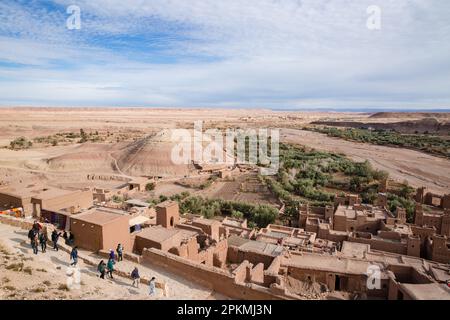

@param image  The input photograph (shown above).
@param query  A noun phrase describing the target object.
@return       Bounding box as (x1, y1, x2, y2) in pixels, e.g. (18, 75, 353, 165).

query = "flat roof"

(334, 204, 389, 220)
(222, 219, 243, 227)
(228, 235, 284, 257)
(156, 200, 178, 208)
(193, 217, 220, 226)
(34, 188, 77, 200)
(72, 208, 128, 226)
(283, 252, 378, 275)
(341, 241, 370, 259)
(129, 215, 150, 226)
(401, 283, 450, 300)
(125, 199, 149, 207)
(136, 226, 196, 243)
(0, 184, 82, 200)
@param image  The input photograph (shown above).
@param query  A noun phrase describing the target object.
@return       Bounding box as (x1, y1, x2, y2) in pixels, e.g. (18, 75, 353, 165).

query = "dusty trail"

(0, 222, 225, 300)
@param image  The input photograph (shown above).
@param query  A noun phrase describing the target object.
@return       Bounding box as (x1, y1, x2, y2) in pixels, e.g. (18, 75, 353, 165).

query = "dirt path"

(281, 129, 450, 194)
(108, 152, 134, 179)
(0, 223, 224, 300)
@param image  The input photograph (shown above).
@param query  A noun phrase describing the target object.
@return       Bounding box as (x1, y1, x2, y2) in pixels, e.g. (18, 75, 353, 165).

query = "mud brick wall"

(142, 248, 286, 300)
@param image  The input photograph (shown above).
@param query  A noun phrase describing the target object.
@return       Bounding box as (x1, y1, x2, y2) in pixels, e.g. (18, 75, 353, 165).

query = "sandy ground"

(0, 223, 226, 300)
(0, 108, 448, 196)
(281, 129, 450, 194)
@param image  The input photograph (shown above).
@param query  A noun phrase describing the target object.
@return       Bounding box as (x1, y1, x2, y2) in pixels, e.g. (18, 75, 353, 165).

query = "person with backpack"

(109, 249, 115, 261)
(97, 260, 106, 279)
(131, 267, 140, 288)
(51, 230, 61, 251)
(116, 244, 123, 262)
(28, 228, 36, 245)
(107, 258, 115, 279)
(70, 247, 78, 266)
(39, 231, 47, 253)
(32, 221, 42, 233)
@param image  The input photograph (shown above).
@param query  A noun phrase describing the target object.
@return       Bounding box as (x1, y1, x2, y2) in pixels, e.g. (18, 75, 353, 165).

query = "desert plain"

(0, 107, 448, 195)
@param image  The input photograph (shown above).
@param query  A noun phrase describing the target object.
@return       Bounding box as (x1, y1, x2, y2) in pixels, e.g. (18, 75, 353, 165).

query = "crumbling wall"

(249, 263, 265, 285)
(442, 195, 450, 210)
(431, 236, 450, 264)
(441, 212, 450, 237)
(227, 246, 276, 269)
(141, 248, 287, 300)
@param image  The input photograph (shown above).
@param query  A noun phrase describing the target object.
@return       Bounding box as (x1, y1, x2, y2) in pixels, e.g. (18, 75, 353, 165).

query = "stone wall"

(227, 245, 276, 269)
(141, 247, 287, 300)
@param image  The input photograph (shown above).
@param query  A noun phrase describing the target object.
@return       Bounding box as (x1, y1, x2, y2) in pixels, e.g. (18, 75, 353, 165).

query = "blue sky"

(0, 0, 449, 110)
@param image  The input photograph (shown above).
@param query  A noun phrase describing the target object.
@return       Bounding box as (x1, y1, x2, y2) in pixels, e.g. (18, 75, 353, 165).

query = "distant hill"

(370, 112, 450, 119)
(311, 118, 450, 135)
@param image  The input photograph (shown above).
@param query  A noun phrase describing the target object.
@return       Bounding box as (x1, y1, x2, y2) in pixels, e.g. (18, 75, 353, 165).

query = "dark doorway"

(335, 275, 341, 291)
(170, 217, 174, 227)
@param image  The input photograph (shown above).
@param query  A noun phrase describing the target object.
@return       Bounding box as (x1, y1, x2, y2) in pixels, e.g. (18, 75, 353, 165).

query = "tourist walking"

(28, 228, 36, 245)
(109, 249, 115, 261)
(149, 277, 156, 296)
(116, 243, 123, 262)
(51, 230, 61, 251)
(107, 258, 115, 279)
(98, 260, 106, 279)
(70, 246, 78, 266)
(68, 232, 75, 246)
(131, 267, 140, 288)
(39, 231, 47, 253)
(31, 234, 38, 255)
(32, 221, 42, 234)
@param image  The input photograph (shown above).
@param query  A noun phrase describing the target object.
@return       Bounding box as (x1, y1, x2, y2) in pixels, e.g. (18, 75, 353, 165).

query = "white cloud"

(0, 0, 449, 109)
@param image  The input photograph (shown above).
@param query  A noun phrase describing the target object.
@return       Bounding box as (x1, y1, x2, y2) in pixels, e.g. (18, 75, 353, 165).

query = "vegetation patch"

(260, 143, 390, 223)
(178, 196, 278, 228)
(266, 144, 388, 203)
(308, 126, 450, 159)
(9, 137, 32, 150)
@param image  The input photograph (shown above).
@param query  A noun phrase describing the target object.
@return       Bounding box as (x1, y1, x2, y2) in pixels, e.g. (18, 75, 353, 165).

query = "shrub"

(145, 182, 156, 191)
(9, 137, 32, 150)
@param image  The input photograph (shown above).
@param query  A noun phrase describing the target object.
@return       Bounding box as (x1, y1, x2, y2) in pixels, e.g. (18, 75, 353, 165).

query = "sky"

(0, 0, 449, 110)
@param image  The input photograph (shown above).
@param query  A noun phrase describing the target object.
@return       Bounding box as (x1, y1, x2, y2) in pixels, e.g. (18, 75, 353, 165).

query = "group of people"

(96, 244, 123, 279)
(27, 221, 47, 254)
(27, 225, 157, 296)
(96, 244, 157, 296)
(27, 221, 78, 266)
